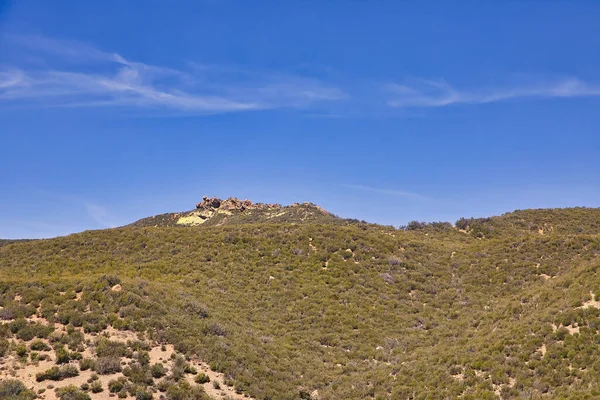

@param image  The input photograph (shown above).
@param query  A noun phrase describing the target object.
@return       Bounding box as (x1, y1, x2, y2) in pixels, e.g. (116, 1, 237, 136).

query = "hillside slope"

(2, 206, 600, 399)
(456, 206, 600, 238)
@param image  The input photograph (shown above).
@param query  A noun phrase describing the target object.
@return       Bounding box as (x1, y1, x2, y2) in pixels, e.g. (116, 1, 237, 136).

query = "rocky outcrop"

(196, 196, 282, 213)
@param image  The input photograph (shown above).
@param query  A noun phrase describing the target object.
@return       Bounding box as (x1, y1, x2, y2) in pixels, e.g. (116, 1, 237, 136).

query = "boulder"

(196, 196, 221, 209)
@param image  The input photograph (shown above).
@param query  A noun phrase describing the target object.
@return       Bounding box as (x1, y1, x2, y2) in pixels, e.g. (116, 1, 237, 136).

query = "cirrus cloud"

(386, 77, 600, 108)
(0, 35, 347, 115)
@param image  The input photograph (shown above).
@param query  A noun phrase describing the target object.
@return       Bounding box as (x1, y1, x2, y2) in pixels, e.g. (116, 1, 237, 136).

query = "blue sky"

(1, 1, 600, 238)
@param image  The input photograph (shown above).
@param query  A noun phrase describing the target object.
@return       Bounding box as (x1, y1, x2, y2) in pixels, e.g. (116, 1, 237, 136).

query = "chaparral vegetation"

(2, 200, 600, 400)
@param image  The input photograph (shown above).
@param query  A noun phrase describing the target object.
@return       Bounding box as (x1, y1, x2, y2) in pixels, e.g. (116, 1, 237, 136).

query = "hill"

(2, 203, 600, 400)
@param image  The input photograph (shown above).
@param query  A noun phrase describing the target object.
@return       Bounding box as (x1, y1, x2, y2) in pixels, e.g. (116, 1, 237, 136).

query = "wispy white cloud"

(386, 78, 600, 108)
(186, 61, 347, 107)
(0, 35, 347, 114)
(85, 202, 118, 228)
(341, 184, 426, 199)
(0, 219, 81, 239)
(24, 187, 122, 230)
(0, 70, 26, 89)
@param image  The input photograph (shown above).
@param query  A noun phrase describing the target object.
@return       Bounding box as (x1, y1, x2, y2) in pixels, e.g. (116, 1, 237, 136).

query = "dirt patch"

(565, 324, 580, 334)
(1, 312, 254, 400)
(538, 344, 547, 357)
(580, 291, 600, 309)
(110, 284, 122, 292)
(266, 211, 286, 219)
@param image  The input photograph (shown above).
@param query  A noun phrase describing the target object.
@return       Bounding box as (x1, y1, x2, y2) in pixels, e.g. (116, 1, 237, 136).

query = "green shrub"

(36, 366, 61, 382)
(204, 323, 226, 337)
(0, 338, 9, 357)
(101, 275, 121, 287)
(55, 385, 91, 400)
(123, 363, 153, 385)
(15, 326, 36, 341)
(15, 343, 28, 357)
(165, 381, 208, 400)
(108, 377, 127, 393)
(136, 390, 153, 400)
(83, 321, 107, 333)
(35, 365, 79, 381)
(0, 379, 36, 400)
(60, 364, 79, 378)
(151, 362, 167, 378)
(90, 381, 103, 393)
(194, 373, 210, 384)
(134, 350, 150, 366)
(79, 357, 96, 371)
(55, 346, 71, 364)
(129, 340, 151, 352)
(15, 323, 53, 341)
(156, 379, 171, 392)
(299, 390, 311, 399)
(96, 338, 127, 358)
(96, 356, 122, 374)
(8, 318, 27, 334)
(30, 339, 51, 351)
(184, 365, 197, 374)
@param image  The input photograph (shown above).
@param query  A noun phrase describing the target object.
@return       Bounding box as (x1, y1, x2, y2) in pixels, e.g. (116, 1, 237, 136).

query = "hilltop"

(130, 196, 347, 228)
(1, 204, 600, 399)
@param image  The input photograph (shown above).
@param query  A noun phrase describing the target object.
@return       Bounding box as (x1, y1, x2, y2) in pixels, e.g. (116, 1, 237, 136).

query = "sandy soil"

(580, 291, 600, 309)
(0, 300, 253, 400)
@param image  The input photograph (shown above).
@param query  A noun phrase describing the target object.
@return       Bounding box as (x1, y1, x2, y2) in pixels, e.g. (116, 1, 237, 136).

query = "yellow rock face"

(177, 210, 213, 226)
